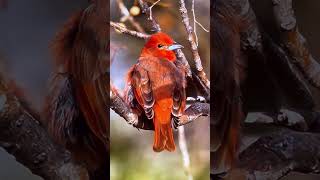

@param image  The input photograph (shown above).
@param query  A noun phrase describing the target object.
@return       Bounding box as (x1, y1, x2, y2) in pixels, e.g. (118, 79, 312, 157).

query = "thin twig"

(191, 0, 198, 46)
(137, 0, 161, 32)
(195, 21, 209, 32)
(110, 21, 150, 39)
(178, 126, 193, 180)
(191, 0, 209, 46)
(179, 0, 210, 89)
(149, 0, 161, 21)
(192, 0, 209, 34)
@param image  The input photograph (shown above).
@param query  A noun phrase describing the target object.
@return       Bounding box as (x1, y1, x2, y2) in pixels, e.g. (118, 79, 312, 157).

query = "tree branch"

(178, 0, 210, 90)
(110, 21, 149, 39)
(137, 0, 161, 32)
(110, 84, 138, 126)
(237, 127, 320, 180)
(110, 82, 209, 130)
(212, 0, 320, 178)
(0, 74, 89, 180)
(271, 0, 320, 89)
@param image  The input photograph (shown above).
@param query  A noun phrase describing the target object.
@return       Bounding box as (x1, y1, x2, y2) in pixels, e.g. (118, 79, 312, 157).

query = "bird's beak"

(168, 43, 184, 51)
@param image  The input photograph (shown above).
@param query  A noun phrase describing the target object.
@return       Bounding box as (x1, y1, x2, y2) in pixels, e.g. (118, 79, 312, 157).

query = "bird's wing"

(171, 84, 186, 129)
(130, 63, 155, 120)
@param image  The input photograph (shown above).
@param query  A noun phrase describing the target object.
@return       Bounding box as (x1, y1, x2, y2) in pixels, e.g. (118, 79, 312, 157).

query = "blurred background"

(110, 0, 210, 180)
(0, 0, 87, 179)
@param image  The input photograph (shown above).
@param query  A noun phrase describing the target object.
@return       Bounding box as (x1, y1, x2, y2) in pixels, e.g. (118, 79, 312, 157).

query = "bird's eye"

(157, 44, 164, 48)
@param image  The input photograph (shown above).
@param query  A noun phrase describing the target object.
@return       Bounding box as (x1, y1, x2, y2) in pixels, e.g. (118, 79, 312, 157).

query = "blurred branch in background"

(116, 0, 145, 33)
(0, 1, 109, 179)
(0, 60, 89, 180)
(212, 0, 320, 179)
(178, 126, 193, 180)
(272, 0, 320, 89)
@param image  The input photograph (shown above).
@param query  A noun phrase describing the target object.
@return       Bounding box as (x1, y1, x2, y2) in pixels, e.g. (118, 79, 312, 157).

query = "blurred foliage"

(111, 114, 210, 180)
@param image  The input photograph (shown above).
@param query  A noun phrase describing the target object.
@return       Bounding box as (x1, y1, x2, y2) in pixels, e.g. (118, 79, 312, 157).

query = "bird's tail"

(211, 99, 242, 173)
(153, 105, 175, 152)
(153, 120, 175, 152)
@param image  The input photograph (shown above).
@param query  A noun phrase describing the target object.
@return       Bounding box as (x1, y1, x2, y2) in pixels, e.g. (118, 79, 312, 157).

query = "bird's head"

(142, 32, 184, 62)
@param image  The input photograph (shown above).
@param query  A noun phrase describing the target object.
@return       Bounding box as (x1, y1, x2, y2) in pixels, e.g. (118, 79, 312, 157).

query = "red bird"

(125, 32, 186, 152)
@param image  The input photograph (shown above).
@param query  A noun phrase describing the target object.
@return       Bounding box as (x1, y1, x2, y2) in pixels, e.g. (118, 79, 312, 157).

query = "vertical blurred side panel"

(45, 0, 110, 179)
(0, 0, 110, 180)
(211, 0, 244, 176)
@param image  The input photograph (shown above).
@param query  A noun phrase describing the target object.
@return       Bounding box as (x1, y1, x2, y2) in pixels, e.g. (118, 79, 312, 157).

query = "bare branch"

(195, 21, 209, 33)
(178, 0, 210, 90)
(0, 74, 89, 180)
(178, 126, 193, 180)
(137, 0, 161, 32)
(191, 0, 209, 46)
(191, 0, 198, 46)
(110, 21, 150, 39)
(148, 0, 161, 21)
(237, 127, 320, 180)
(211, 0, 320, 178)
(110, 84, 138, 126)
(272, 0, 320, 89)
(179, 102, 210, 126)
(110, 81, 209, 130)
